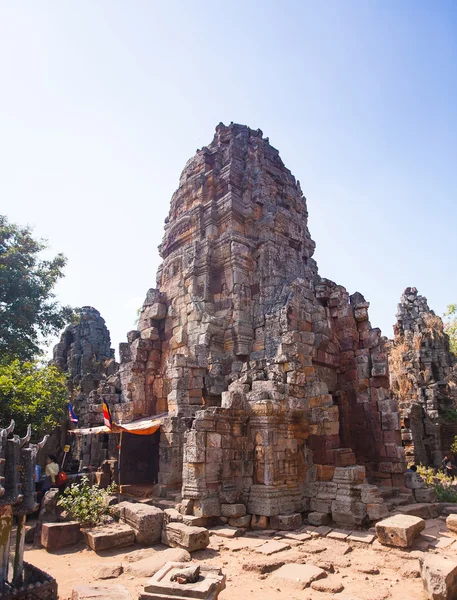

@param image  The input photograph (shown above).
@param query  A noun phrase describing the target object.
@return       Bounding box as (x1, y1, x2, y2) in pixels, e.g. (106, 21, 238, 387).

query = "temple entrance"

(119, 429, 160, 486)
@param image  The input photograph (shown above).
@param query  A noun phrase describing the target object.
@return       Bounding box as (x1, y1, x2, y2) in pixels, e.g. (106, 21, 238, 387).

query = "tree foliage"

(444, 304, 457, 356)
(0, 215, 73, 363)
(0, 360, 68, 439)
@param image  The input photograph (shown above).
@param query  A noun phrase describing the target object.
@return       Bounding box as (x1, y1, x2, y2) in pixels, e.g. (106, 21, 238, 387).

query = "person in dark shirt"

(442, 454, 456, 477)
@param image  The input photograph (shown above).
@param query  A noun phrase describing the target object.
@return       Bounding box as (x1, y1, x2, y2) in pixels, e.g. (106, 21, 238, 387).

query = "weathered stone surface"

(41, 521, 81, 551)
(161, 522, 210, 552)
(117, 501, 163, 545)
(123, 548, 191, 577)
(376, 514, 425, 548)
(270, 513, 302, 531)
(71, 584, 132, 599)
(85, 523, 135, 552)
(420, 554, 457, 600)
(228, 515, 251, 528)
(270, 563, 326, 589)
(447, 514, 457, 533)
(308, 512, 331, 526)
(391, 288, 457, 468)
(142, 562, 225, 600)
(220, 504, 246, 518)
(94, 564, 123, 580)
(415, 488, 437, 503)
(255, 540, 291, 555)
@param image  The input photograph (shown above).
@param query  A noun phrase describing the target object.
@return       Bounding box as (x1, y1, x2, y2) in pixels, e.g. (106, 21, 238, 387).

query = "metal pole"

(117, 431, 122, 500)
(12, 514, 26, 586)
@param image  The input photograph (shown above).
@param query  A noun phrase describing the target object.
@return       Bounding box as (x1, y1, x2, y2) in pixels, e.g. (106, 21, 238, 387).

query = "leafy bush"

(57, 475, 117, 527)
(416, 464, 457, 503)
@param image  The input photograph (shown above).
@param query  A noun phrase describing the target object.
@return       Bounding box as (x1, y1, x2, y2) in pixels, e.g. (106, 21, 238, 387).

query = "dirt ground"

(25, 516, 457, 600)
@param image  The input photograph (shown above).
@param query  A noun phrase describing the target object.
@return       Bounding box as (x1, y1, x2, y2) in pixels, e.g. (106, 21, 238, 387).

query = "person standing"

(441, 454, 456, 477)
(43, 454, 59, 493)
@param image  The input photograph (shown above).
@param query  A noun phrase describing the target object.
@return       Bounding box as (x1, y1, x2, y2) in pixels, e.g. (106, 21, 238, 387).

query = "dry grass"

(389, 340, 414, 399)
(422, 312, 445, 341)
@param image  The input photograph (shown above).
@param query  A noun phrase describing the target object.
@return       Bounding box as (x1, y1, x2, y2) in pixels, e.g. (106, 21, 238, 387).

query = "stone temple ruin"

(390, 287, 457, 467)
(54, 122, 426, 529)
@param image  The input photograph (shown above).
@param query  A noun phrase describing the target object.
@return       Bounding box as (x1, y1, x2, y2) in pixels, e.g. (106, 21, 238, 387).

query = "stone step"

(379, 486, 401, 500)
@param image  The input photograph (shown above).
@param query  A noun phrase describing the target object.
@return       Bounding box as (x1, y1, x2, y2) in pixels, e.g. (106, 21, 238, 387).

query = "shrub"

(416, 463, 457, 503)
(57, 475, 117, 527)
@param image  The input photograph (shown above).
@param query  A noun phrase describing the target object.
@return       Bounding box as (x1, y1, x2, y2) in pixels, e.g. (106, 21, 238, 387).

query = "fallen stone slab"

(222, 537, 264, 551)
(394, 503, 441, 520)
(255, 540, 291, 555)
(347, 531, 375, 544)
(41, 521, 81, 551)
(123, 548, 191, 577)
(71, 584, 132, 599)
(182, 515, 208, 527)
(116, 501, 164, 545)
(94, 563, 123, 580)
(270, 563, 326, 590)
(376, 514, 425, 548)
(140, 561, 226, 599)
(415, 488, 437, 503)
(420, 554, 457, 600)
(327, 529, 351, 541)
(85, 523, 135, 552)
(310, 577, 344, 593)
(209, 526, 244, 539)
(161, 522, 210, 552)
(242, 557, 286, 574)
(277, 531, 312, 541)
(314, 526, 332, 536)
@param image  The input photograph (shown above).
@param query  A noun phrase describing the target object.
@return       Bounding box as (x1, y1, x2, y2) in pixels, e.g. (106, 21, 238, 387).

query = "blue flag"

(68, 403, 79, 424)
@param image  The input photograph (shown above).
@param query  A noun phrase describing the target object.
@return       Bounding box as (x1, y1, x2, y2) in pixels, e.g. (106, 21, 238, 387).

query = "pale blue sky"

(1, 1, 456, 357)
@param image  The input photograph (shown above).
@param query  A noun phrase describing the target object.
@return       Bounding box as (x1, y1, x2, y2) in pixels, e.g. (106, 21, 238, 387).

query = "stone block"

(182, 515, 208, 527)
(269, 513, 302, 531)
(333, 466, 366, 484)
(194, 497, 221, 518)
(366, 503, 389, 521)
(420, 554, 457, 600)
(415, 488, 437, 503)
(307, 512, 331, 526)
(123, 548, 191, 577)
(447, 514, 457, 533)
(270, 563, 326, 590)
(141, 561, 226, 600)
(41, 521, 81, 551)
(220, 503, 246, 518)
(251, 515, 269, 529)
(404, 471, 427, 489)
(310, 498, 333, 513)
(375, 514, 425, 548)
(117, 501, 163, 545)
(72, 584, 132, 599)
(229, 515, 252, 528)
(85, 523, 135, 552)
(161, 522, 210, 552)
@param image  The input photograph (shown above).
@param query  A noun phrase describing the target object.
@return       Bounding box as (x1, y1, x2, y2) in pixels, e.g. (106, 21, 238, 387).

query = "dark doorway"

(119, 429, 160, 485)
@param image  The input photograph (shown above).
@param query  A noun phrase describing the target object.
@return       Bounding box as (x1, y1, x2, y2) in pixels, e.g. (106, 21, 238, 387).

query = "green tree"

(444, 304, 457, 356)
(0, 215, 73, 363)
(0, 360, 68, 438)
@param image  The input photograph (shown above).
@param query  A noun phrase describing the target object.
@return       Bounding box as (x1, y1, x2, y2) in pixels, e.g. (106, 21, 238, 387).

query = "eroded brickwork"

(390, 287, 457, 467)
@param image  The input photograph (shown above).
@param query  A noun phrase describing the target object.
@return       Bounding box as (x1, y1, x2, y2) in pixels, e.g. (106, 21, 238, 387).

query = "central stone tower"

(116, 123, 404, 523)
